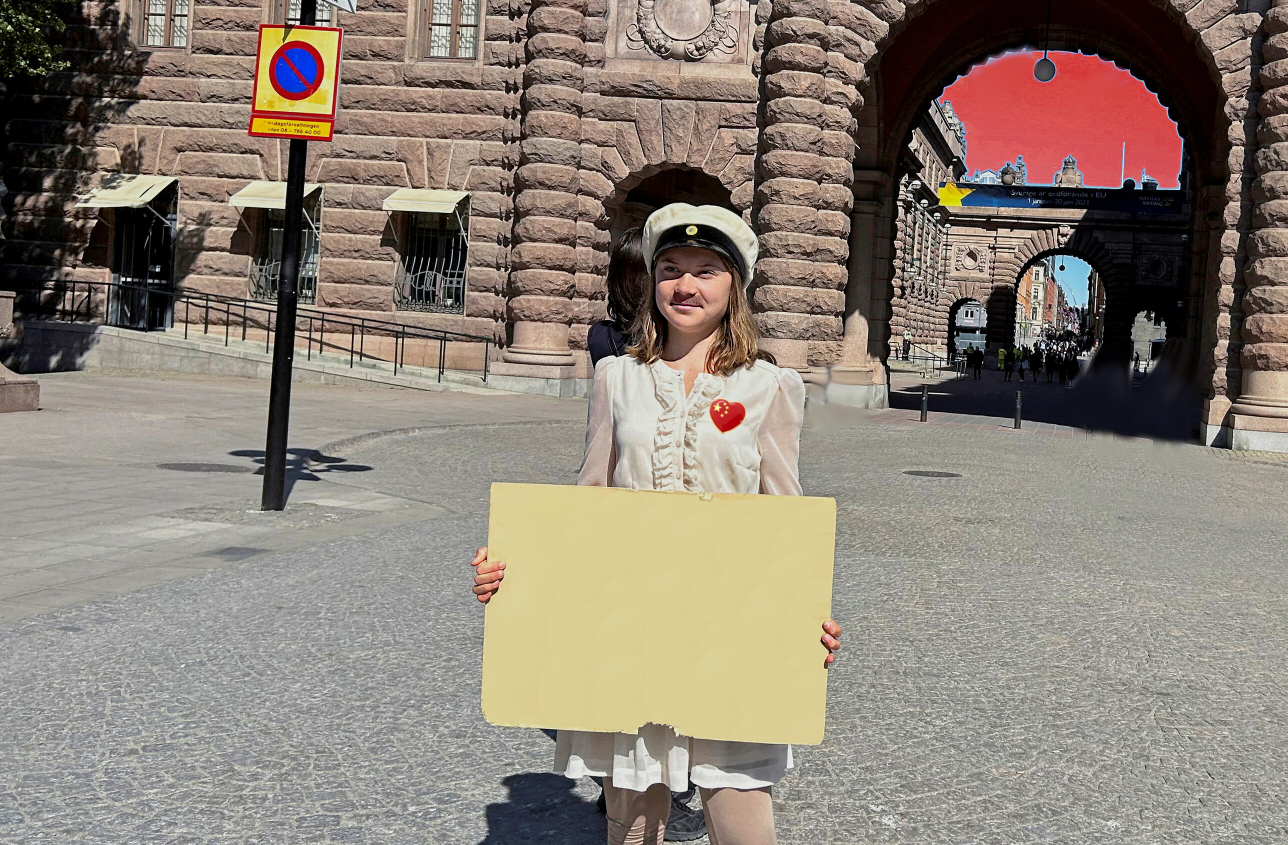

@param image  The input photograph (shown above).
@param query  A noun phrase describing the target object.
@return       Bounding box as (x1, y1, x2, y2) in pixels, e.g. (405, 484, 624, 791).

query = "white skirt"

(554, 725, 792, 792)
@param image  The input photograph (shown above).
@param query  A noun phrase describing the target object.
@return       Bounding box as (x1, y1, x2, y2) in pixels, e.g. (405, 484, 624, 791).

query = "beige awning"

(75, 174, 176, 209)
(382, 188, 468, 214)
(229, 180, 322, 210)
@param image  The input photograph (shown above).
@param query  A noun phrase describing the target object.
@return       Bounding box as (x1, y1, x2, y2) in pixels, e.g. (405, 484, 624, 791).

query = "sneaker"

(664, 789, 707, 842)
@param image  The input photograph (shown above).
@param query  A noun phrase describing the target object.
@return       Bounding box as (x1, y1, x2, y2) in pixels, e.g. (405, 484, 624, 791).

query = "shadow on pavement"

(477, 772, 603, 845)
(891, 361, 1201, 440)
(229, 448, 373, 500)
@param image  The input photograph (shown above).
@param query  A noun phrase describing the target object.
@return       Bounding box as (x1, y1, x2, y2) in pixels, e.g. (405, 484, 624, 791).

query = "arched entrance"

(606, 168, 735, 244)
(822, 1, 1232, 423)
(947, 297, 986, 361)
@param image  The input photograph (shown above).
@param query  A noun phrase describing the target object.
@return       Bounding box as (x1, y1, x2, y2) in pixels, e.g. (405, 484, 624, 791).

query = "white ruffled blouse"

(553, 355, 807, 792)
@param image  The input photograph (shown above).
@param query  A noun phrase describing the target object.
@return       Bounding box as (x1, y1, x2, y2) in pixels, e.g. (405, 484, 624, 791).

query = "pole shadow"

(228, 448, 373, 501)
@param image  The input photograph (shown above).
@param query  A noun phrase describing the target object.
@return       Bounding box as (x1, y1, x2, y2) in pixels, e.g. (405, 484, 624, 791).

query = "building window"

(251, 208, 319, 304)
(423, 0, 480, 59)
(142, 0, 190, 47)
(280, 0, 333, 26)
(395, 212, 468, 313)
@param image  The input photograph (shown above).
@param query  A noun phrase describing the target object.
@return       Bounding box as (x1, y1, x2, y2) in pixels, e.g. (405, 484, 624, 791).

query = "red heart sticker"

(709, 399, 746, 433)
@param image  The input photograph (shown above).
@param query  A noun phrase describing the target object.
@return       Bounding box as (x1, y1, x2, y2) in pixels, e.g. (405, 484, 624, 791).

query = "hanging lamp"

(1034, 0, 1056, 82)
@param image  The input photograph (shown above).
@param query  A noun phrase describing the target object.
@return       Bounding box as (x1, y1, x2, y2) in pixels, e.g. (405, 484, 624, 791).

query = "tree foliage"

(0, 0, 68, 80)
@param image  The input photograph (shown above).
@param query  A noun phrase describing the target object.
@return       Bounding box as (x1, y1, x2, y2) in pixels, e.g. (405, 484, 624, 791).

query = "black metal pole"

(1014, 390, 1022, 430)
(920, 383, 928, 422)
(262, 0, 318, 511)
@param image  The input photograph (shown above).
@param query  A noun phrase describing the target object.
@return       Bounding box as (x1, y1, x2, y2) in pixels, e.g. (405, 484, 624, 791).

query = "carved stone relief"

(953, 243, 991, 277)
(1136, 252, 1176, 286)
(613, 0, 750, 63)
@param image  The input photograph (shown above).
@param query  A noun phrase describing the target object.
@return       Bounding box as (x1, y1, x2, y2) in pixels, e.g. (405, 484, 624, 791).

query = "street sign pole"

(261, 0, 319, 511)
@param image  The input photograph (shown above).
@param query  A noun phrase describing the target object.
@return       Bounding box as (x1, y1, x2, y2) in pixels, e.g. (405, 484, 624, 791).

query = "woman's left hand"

(821, 619, 842, 667)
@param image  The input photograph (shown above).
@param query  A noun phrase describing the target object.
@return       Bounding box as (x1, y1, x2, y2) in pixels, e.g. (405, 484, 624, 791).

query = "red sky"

(939, 51, 1183, 189)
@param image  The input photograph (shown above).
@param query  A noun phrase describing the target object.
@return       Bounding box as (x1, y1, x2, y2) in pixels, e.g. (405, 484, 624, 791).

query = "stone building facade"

(3, 0, 1288, 450)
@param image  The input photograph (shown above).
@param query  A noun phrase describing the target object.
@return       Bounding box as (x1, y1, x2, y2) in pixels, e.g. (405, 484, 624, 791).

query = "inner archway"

(852, 7, 1220, 441)
(607, 168, 734, 244)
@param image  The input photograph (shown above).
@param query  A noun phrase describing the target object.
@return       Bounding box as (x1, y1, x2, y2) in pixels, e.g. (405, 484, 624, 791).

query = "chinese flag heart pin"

(709, 399, 746, 433)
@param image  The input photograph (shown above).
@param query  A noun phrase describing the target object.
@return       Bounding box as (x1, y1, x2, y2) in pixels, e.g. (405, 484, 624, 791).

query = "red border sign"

(269, 41, 326, 102)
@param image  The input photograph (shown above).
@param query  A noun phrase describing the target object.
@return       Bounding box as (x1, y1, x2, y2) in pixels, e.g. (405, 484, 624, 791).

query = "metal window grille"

(143, 0, 190, 47)
(285, 0, 333, 25)
(425, 0, 479, 59)
(395, 213, 467, 313)
(251, 209, 318, 304)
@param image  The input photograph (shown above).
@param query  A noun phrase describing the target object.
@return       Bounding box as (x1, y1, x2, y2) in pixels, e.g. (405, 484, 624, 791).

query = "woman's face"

(653, 246, 734, 338)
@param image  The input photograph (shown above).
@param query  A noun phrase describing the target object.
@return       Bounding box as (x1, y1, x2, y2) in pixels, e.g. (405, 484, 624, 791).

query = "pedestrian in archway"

(1031, 347, 1044, 382)
(902, 328, 912, 361)
(1003, 347, 1015, 381)
(587, 228, 648, 367)
(471, 203, 842, 845)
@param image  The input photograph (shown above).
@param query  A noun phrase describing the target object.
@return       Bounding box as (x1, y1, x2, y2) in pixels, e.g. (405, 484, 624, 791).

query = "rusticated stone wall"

(3, 0, 1286, 448)
(1230, 0, 1288, 435)
(748, 0, 882, 369)
(2, 0, 526, 343)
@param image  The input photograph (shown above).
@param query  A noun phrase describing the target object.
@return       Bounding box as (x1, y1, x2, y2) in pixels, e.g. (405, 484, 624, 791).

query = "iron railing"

(249, 257, 318, 304)
(19, 280, 491, 383)
(394, 215, 468, 313)
(904, 342, 947, 377)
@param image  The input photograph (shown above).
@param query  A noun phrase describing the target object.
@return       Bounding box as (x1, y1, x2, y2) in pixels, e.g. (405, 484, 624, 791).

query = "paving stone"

(2, 371, 1284, 843)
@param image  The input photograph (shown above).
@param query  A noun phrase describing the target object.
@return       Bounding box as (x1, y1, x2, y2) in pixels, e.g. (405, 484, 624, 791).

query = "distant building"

(1085, 269, 1107, 346)
(1016, 258, 1051, 346)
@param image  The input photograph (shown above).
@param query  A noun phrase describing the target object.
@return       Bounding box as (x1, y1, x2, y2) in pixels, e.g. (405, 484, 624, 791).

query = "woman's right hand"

(470, 546, 505, 604)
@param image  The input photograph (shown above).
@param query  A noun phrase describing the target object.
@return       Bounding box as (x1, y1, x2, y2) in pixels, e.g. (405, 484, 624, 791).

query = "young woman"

(471, 203, 842, 845)
(587, 227, 649, 367)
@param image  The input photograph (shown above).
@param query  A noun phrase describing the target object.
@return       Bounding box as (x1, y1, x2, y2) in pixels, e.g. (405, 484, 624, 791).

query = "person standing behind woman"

(471, 203, 842, 845)
(588, 227, 649, 367)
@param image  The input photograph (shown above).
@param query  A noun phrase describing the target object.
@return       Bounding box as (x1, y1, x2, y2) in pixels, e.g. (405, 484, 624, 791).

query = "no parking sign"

(249, 25, 343, 141)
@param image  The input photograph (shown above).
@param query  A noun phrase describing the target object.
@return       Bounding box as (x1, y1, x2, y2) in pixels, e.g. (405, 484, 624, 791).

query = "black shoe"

(664, 790, 707, 842)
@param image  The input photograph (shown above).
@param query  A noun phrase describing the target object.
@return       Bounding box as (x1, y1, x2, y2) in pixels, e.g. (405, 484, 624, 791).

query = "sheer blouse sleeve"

(577, 358, 617, 487)
(758, 367, 805, 496)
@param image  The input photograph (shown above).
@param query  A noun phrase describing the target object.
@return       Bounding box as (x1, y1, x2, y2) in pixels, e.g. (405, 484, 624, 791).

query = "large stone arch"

(775, 0, 1252, 415)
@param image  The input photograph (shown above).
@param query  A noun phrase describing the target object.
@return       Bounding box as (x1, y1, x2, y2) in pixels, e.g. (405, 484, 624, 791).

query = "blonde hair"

(627, 258, 772, 376)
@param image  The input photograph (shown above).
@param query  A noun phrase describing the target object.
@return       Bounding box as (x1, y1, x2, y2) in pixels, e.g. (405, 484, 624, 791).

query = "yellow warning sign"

(249, 115, 335, 141)
(249, 25, 343, 141)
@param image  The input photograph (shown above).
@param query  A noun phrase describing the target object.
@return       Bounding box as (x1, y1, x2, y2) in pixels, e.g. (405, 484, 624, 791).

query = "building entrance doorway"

(109, 184, 177, 331)
(607, 168, 733, 245)
(948, 298, 986, 362)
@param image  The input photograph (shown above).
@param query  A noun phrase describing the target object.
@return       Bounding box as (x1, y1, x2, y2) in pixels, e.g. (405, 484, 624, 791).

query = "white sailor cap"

(642, 203, 758, 288)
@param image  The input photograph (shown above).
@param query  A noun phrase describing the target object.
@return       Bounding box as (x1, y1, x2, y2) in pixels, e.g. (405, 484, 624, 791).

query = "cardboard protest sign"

(481, 483, 836, 745)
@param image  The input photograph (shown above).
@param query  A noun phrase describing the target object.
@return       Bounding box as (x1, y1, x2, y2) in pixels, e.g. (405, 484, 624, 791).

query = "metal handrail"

(16, 280, 491, 383)
(905, 342, 946, 377)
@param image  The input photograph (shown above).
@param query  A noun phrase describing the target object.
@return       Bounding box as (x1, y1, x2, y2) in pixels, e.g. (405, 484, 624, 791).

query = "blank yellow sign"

(482, 483, 836, 745)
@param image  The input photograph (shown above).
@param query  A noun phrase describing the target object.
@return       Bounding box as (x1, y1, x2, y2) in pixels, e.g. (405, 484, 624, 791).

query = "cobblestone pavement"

(2, 374, 1287, 843)
(884, 365, 1200, 441)
(0, 371, 580, 621)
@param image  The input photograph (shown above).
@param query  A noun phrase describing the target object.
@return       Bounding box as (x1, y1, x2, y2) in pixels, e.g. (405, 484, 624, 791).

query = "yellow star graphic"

(937, 182, 973, 207)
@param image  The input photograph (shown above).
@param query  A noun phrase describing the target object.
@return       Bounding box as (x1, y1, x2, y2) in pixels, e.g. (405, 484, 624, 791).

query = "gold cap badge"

(685, 225, 698, 235)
